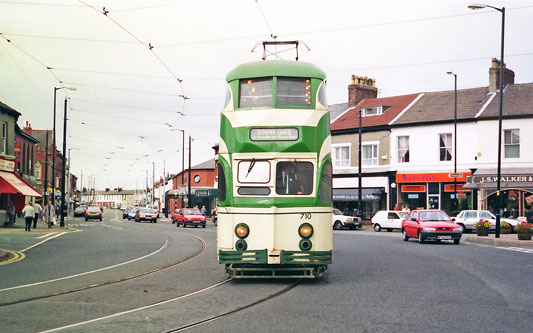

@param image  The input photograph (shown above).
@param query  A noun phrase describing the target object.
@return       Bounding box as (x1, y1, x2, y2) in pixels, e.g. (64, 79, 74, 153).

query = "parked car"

(401, 209, 462, 244)
(127, 207, 139, 220)
(85, 206, 103, 221)
(452, 210, 518, 233)
(371, 210, 409, 232)
(135, 208, 158, 223)
(122, 208, 131, 219)
(74, 206, 86, 217)
(171, 208, 206, 228)
(332, 208, 362, 230)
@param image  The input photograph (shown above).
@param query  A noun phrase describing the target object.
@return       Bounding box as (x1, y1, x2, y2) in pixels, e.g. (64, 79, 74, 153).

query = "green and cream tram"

(217, 59, 332, 278)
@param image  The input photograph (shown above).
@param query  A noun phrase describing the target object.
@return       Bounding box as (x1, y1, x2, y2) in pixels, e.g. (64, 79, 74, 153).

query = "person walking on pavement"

(44, 200, 56, 228)
(201, 205, 207, 217)
(6, 200, 16, 227)
(22, 202, 35, 232)
(32, 200, 43, 229)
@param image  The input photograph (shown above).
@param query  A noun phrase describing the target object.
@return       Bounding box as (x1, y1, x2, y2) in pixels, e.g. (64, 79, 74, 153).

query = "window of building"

(35, 164, 41, 179)
(1, 122, 7, 154)
(332, 144, 350, 168)
(239, 78, 273, 108)
(398, 136, 409, 163)
(439, 133, 452, 161)
(361, 106, 389, 117)
(362, 144, 378, 166)
(277, 77, 311, 107)
(504, 129, 520, 158)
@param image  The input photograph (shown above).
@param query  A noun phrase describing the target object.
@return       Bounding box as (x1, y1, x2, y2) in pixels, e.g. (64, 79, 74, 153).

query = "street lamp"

(447, 71, 458, 213)
(52, 86, 76, 207)
(67, 147, 79, 217)
(469, 3, 505, 238)
(358, 108, 363, 220)
(170, 128, 186, 207)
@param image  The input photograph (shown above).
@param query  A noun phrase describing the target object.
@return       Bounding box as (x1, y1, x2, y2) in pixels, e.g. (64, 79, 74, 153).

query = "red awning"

(0, 171, 42, 197)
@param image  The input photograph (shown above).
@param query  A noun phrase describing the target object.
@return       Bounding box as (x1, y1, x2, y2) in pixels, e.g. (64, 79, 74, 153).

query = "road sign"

(448, 173, 463, 178)
(178, 185, 187, 195)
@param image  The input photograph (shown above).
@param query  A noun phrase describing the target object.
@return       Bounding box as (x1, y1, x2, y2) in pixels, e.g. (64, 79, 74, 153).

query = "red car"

(171, 208, 206, 228)
(401, 209, 463, 244)
(135, 208, 158, 223)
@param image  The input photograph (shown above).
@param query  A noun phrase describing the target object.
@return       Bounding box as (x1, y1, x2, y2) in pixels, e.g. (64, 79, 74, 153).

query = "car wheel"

(387, 228, 393, 232)
(454, 239, 461, 245)
(458, 224, 467, 233)
(402, 229, 409, 241)
(100, 218, 102, 221)
(418, 232, 424, 244)
(373, 224, 382, 232)
(333, 221, 342, 230)
(509, 225, 514, 233)
(85, 218, 88, 221)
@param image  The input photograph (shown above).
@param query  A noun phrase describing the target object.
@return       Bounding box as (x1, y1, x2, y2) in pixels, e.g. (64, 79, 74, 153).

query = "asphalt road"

(0, 209, 532, 332)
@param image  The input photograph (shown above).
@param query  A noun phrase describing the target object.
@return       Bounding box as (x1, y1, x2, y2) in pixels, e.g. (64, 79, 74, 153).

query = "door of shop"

(428, 195, 439, 209)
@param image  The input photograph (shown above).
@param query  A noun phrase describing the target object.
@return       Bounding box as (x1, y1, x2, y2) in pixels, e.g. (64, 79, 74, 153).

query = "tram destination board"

(250, 128, 299, 141)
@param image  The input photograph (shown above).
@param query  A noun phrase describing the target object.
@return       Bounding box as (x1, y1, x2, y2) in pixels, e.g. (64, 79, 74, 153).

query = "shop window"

(439, 133, 452, 161)
(362, 144, 378, 166)
(333, 145, 350, 168)
(398, 136, 409, 163)
(1, 121, 7, 154)
(504, 129, 519, 158)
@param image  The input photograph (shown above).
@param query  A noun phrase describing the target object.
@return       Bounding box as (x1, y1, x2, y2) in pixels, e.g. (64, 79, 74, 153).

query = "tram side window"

(239, 78, 273, 108)
(277, 78, 311, 107)
(217, 164, 226, 203)
(319, 162, 332, 203)
(275, 162, 313, 195)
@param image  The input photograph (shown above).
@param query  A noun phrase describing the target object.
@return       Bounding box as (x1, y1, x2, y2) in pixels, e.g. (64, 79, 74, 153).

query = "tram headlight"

(235, 239, 248, 251)
(298, 223, 314, 239)
(299, 238, 312, 251)
(235, 223, 250, 239)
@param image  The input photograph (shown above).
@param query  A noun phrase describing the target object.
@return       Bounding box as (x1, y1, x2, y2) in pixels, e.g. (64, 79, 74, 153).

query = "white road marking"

(496, 246, 533, 254)
(38, 280, 231, 333)
(20, 232, 67, 252)
(36, 232, 58, 239)
(0, 237, 170, 293)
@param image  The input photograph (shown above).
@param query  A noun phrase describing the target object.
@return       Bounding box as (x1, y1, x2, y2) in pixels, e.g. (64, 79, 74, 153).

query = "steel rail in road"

(0, 232, 206, 307)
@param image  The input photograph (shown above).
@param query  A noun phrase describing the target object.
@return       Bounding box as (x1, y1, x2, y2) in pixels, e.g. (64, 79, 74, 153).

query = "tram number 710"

(300, 213, 312, 219)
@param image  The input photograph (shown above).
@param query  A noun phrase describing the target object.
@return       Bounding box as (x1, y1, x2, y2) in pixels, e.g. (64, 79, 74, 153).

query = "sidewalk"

(0, 216, 79, 235)
(465, 232, 533, 248)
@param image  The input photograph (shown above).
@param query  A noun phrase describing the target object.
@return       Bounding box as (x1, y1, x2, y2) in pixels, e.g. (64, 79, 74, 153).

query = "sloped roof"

(329, 102, 348, 123)
(478, 83, 533, 119)
(0, 101, 21, 118)
(393, 87, 490, 125)
(331, 93, 420, 131)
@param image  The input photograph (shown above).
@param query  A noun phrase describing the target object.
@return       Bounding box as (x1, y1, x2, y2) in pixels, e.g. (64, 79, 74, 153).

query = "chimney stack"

(348, 75, 378, 108)
(489, 58, 514, 93)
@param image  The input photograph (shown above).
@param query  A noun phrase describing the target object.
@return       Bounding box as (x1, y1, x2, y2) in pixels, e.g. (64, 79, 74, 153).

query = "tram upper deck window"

(277, 78, 312, 107)
(239, 78, 273, 108)
(275, 162, 313, 195)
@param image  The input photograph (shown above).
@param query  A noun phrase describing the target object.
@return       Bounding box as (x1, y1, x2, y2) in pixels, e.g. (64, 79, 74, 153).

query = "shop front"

(465, 169, 533, 218)
(396, 172, 471, 216)
(332, 188, 386, 220)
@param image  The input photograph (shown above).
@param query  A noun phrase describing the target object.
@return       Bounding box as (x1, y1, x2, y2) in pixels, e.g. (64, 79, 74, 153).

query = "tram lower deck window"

(276, 162, 313, 195)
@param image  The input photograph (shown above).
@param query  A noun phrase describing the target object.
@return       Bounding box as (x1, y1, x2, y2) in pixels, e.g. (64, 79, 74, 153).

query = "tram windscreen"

(277, 78, 311, 107)
(239, 78, 273, 108)
(276, 162, 313, 195)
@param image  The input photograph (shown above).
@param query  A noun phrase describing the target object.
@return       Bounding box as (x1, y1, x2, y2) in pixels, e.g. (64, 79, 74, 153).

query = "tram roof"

(226, 60, 326, 82)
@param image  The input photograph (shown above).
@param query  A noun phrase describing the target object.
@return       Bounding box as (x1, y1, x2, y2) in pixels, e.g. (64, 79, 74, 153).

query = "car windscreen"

(183, 209, 202, 215)
(419, 211, 451, 221)
(140, 208, 153, 213)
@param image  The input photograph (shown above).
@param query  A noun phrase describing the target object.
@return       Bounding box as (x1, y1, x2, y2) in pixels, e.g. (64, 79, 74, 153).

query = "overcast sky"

(1, 0, 532, 191)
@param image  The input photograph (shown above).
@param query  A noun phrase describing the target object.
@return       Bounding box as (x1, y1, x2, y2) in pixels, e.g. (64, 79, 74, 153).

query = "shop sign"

(444, 184, 470, 192)
(0, 159, 15, 172)
(401, 185, 426, 192)
(396, 172, 469, 183)
(195, 189, 218, 197)
(526, 195, 533, 205)
(467, 175, 533, 184)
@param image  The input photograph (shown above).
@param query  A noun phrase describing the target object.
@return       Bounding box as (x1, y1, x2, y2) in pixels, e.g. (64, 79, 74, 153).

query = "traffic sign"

(448, 173, 463, 178)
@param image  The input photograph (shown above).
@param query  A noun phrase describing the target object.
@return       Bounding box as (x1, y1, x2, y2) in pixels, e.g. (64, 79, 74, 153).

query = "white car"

(453, 210, 518, 233)
(371, 210, 409, 232)
(332, 208, 362, 230)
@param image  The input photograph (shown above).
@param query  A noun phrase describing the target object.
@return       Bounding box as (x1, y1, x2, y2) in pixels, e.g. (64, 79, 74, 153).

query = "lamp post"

(170, 128, 185, 207)
(188, 135, 192, 208)
(60, 98, 68, 227)
(52, 86, 76, 207)
(358, 108, 363, 220)
(67, 147, 79, 217)
(469, 3, 505, 238)
(447, 71, 458, 214)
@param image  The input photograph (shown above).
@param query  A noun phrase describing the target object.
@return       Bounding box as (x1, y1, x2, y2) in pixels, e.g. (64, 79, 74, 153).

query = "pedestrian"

(44, 200, 56, 228)
(33, 200, 43, 229)
(22, 201, 35, 232)
(201, 205, 207, 217)
(6, 200, 15, 227)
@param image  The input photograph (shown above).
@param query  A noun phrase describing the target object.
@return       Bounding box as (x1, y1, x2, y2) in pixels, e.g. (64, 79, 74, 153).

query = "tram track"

(0, 231, 207, 307)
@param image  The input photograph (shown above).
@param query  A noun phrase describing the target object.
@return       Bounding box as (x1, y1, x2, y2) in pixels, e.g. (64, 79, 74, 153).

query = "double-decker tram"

(217, 42, 332, 278)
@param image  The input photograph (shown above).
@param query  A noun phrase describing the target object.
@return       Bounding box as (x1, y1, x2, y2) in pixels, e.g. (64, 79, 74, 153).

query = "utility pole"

(44, 132, 49, 203)
(60, 98, 67, 227)
(188, 135, 192, 208)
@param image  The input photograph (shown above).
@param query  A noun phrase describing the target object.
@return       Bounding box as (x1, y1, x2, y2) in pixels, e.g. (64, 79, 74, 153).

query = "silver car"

(453, 210, 518, 233)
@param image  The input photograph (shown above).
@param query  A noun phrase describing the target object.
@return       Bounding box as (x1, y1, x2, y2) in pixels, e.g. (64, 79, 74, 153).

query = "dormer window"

(361, 106, 389, 117)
